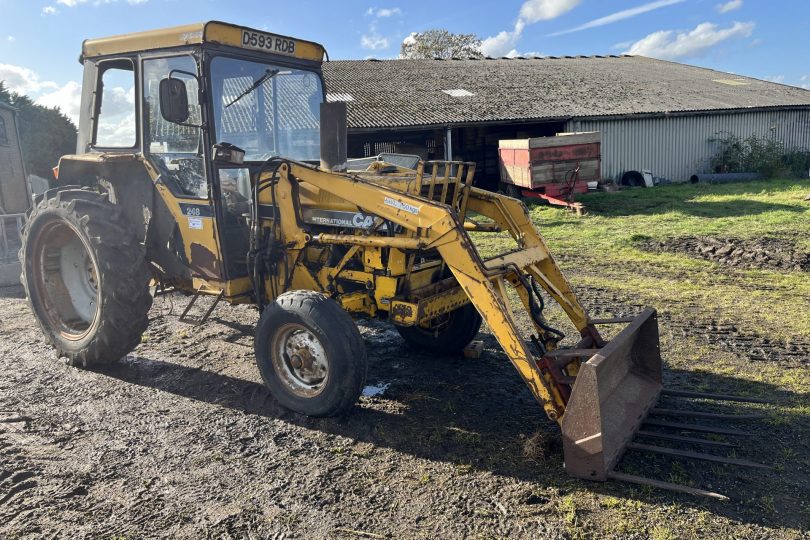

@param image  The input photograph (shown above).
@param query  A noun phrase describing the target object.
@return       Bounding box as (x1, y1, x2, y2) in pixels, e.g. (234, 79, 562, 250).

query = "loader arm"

(253, 160, 663, 481)
(259, 161, 610, 423)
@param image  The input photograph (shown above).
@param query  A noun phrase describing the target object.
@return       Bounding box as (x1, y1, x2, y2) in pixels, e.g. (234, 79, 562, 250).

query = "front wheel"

(254, 291, 367, 417)
(396, 303, 482, 355)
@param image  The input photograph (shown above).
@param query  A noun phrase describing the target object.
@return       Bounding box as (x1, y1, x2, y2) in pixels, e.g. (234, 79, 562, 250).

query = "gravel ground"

(0, 282, 808, 539)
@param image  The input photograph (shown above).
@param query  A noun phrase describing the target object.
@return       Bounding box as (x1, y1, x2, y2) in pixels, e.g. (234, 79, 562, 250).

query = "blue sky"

(1, 0, 808, 124)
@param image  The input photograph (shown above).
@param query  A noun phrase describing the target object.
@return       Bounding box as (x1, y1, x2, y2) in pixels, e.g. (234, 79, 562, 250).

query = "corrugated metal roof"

(321, 56, 810, 130)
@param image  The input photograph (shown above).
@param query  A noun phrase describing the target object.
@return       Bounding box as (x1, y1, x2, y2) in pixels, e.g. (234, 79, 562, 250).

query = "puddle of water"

(362, 383, 391, 397)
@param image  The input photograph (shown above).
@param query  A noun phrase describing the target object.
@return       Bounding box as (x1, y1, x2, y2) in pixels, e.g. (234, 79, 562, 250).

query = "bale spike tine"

(662, 388, 770, 404)
(440, 165, 451, 203)
(607, 471, 728, 500)
(450, 162, 464, 206)
(426, 165, 438, 200)
(642, 419, 748, 436)
(635, 430, 738, 448)
(626, 442, 773, 470)
(414, 161, 425, 194)
(650, 408, 767, 420)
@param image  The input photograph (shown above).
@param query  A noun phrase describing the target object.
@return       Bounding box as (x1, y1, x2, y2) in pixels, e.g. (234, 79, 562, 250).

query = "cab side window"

(95, 60, 136, 148)
(143, 55, 206, 198)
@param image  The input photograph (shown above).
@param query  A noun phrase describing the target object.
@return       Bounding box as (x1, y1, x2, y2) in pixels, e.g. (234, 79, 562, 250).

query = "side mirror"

(159, 77, 189, 124)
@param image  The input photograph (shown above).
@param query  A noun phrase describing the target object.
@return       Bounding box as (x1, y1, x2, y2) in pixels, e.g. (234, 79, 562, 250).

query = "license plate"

(241, 30, 296, 56)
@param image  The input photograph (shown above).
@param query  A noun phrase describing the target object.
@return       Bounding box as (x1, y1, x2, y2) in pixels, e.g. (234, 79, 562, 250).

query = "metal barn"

(322, 55, 810, 189)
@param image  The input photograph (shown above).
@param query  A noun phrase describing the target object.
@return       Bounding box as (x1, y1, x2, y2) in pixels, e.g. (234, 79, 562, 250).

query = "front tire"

(19, 188, 153, 367)
(255, 291, 367, 417)
(396, 303, 482, 355)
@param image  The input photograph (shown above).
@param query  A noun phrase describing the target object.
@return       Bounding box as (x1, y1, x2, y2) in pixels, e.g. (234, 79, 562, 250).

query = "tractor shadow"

(101, 321, 809, 530)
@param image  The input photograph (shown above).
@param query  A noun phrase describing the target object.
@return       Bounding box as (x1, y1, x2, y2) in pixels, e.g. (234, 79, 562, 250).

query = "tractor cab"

(64, 22, 327, 289)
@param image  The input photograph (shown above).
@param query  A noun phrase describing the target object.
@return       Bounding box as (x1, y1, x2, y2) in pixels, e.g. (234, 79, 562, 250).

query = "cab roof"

(81, 21, 326, 63)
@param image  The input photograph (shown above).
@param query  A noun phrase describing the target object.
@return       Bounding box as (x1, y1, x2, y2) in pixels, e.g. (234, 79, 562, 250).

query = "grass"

(500, 179, 810, 343)
(471, 179, 810, 537)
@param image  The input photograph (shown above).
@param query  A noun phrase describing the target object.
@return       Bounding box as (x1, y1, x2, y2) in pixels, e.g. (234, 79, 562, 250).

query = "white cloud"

(519, 0, 581, 23)
(0, 63, 58, 94)
(42, 6, 58, 15)
(370, 7, 401, 17)
(361, 30, 389, 50)
(36, 81, 82, 124)
(481, 0, 580, 57)
(56, 0, 148, 6)
(95, 113, 136, 146)
(549, 0, 686, 37)
(716, 0, 743, 13)
(623, 21, 755, 60)
(361, 7, 401, 50)
(0, 63, 81, 123)
(6, 36, 15, 43)
(360, 7, 398, 51)
(481, 29, 522, 57)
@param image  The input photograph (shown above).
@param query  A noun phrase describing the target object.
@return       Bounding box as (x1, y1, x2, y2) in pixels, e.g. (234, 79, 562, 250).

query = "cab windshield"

(210, 56, 323, 162)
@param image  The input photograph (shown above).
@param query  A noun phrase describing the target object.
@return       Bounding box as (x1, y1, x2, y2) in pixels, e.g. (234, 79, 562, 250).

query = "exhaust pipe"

(320, 101, 348, 172)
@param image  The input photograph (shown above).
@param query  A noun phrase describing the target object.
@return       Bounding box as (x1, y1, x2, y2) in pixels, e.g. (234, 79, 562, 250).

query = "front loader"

(19, 22, 769, 498)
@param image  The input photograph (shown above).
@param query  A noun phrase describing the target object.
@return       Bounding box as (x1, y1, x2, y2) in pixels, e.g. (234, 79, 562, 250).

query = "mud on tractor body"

(20, 22, 768, 498)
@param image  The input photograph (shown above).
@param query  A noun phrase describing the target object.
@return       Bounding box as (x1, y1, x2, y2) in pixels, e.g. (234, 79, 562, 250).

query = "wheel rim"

(30, 219, 100, 340)
(270, 323, 329, 397)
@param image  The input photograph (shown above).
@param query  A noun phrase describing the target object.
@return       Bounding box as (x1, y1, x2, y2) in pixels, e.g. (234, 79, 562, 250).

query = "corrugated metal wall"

(566, 108, 810, 182)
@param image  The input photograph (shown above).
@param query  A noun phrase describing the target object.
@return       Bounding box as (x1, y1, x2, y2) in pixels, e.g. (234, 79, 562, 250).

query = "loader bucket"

(562, 308, 662, 481)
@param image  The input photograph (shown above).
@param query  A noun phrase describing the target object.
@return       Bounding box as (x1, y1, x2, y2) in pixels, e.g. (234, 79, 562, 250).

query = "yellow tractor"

(20, 22, 765, 497)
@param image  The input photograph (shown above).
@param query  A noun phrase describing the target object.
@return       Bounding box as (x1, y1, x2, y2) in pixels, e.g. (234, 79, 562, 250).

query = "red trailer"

(498, 132, 601, 212)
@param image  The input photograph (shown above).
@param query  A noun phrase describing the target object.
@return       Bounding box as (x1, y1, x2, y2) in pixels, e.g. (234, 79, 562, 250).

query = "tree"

(0, 82, 77, 179)
(400, 29, 484, 60)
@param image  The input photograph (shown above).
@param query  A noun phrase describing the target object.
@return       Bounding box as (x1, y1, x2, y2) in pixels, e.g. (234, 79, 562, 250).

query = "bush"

(0, 82, 77, 179)
(709, 133, 810, 178)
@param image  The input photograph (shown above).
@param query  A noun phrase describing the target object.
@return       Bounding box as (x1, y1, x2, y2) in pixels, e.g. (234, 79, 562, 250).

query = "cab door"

(142, 54, 226, 282)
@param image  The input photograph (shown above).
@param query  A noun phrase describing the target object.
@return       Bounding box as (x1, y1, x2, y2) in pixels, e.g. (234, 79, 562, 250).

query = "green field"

(477, 178, 810, 342)
(476, 179, 810, 537)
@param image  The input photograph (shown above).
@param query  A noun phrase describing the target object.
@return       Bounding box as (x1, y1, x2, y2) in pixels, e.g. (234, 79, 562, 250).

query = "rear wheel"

(396, 303, 482, 355)
(255, 290, 367, 417)
(20, 188, 153, 367)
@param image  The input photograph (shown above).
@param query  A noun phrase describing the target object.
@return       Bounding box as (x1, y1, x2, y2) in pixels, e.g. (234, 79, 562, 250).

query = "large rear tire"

(19, 188, 153, 368)
(396, 303, 482, 355)
(254, 290, 367, 417)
